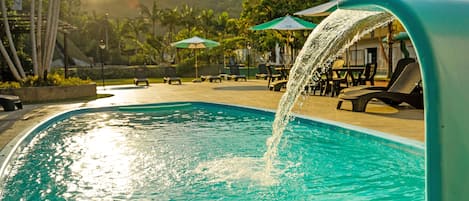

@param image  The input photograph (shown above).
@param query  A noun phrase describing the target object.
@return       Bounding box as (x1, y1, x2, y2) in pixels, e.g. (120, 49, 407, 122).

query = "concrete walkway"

(0, 79, 424, 149)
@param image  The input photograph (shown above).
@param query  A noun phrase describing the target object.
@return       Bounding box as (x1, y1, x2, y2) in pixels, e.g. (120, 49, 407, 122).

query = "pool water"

(0, 102, 424, 200)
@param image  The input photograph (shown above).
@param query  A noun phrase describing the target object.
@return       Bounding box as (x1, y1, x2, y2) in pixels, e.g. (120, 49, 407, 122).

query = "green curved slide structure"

(339, 0, 469, 200)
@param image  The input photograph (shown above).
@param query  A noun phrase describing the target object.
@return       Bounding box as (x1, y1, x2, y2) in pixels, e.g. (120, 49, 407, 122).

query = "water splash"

(263, 9, 394, 173)
(194, 157, 280, 186)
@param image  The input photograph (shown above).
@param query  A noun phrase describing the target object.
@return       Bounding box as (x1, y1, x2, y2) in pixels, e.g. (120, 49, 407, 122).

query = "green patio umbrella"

(250, 15, 317, 31)
(171, 36, 220, 82)
(294, 1, 338, 17)
(250, 15, 317, 65)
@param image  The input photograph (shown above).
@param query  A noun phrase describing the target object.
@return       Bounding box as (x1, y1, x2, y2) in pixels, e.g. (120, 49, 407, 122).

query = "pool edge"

(0, 101, 425, 193)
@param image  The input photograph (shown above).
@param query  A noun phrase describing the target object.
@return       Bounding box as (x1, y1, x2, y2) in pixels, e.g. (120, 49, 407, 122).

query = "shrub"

(14, 74, 93, 88)
(0, 82, 21, 89)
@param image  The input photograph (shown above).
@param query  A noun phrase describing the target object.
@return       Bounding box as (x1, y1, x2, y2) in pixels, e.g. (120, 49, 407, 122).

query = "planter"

(0, 83, 97, 103)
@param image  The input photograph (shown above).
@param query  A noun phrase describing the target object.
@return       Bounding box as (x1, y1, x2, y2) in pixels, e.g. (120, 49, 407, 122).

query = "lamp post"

(99, 40, 106, 89)
(247, 42, 251, 80)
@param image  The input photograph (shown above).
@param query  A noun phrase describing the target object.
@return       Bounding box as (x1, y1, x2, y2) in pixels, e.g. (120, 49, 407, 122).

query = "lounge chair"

(269, 79, 288, 91)
(358, 63, 377, 86)
(256, 64, 268, 79)
(320, 59, 348, 96)
(342, 58, 416, 93)
(337, 62, 423, 112)
(163, 67, 182, 85)
(0, 95, 23, 111)
(229, 65, 247, 81)
(304, 70, 326, 95)
(201, 75, 222, 82)
(133, 67, 149, 86)
(266, 65, 283, 89)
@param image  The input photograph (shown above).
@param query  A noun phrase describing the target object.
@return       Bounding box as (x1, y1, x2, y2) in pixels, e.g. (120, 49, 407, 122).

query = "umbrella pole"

(287, 30, 294, 68)
(193, 49, 201, 83)
(195, 50, 198, 78)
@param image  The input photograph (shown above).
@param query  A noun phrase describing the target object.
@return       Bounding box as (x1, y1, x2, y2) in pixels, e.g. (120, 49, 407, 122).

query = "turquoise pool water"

(0, 102, 424, 200)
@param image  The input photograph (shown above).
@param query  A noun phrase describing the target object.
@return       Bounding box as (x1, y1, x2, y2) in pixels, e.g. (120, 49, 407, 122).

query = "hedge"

(53, 64, 225, 80)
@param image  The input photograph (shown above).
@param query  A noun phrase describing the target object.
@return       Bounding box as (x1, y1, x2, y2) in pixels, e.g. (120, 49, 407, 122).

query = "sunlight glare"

(69, 126, 134, 197)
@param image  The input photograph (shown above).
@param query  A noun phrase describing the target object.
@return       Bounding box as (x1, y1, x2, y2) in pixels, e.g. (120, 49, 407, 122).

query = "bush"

(0, 82, 21, 89)
(65, 66, 167, 80)
(14, 74, 93, 88)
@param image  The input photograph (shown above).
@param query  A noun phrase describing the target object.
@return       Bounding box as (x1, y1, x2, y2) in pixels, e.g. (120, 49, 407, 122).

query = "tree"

(179, 4, 198, 36)
(0, 0, 61, 81)
(140, 0, 161, 38)
(160, 7, 180, 43)
(1, 0, 26, 80)
(198, 9, 215, 38)
(30, 0, 38, 76)
(110, 18, 130, 61)
(43, 0, 61, 73)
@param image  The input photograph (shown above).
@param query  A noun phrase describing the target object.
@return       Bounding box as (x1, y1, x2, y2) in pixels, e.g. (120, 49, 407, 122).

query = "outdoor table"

(332, 66, 365, 86)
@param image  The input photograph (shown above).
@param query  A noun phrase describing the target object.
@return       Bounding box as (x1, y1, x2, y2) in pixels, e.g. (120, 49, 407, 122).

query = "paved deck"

(0, 79, 424, 150)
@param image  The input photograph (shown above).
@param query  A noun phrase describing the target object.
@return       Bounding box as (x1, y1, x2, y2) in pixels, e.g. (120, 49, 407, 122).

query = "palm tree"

(0, 40, 22, 80)
(37, 0, 43, 76)
(179, 4, 197, 35)
(1, 0, 26, 79)
(125, 16, 149, 45)
(110, 18, 130, 60)
(30, 0, 39, 76)
(122, 16, 149, 63)
(198, 9, 215, 38)
(140, 1, 161, 38)
(160, 8, 180, 43)
(43, 0, 61, 73)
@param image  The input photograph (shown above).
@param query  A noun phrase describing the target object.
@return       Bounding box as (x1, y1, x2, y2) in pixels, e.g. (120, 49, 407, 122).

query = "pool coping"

(204, 102, 425, 150)
(0, 101, 425, 188)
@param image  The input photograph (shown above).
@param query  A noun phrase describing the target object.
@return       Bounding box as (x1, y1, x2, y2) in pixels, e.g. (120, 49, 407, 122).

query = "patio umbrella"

(294, 1, 338, 17)
(171, 36, 220, 82)
(250, 15, 317, 31)
(250, 15, 317, 65)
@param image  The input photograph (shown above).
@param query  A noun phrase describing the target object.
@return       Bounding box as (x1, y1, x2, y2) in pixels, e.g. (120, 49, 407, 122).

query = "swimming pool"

(0, 102, 424, 200)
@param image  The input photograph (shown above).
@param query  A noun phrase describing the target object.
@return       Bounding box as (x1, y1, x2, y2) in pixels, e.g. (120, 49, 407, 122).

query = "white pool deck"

(0, 79, 424, 150)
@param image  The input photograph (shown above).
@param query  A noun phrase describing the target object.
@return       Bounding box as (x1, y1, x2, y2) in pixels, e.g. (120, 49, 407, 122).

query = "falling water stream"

(194, 9, 395, 186)
(264, 9, 394, 173)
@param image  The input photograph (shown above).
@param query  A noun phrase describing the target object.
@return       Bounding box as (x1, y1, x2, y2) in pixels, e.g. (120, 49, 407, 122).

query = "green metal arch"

(339, 0, 469, 200)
